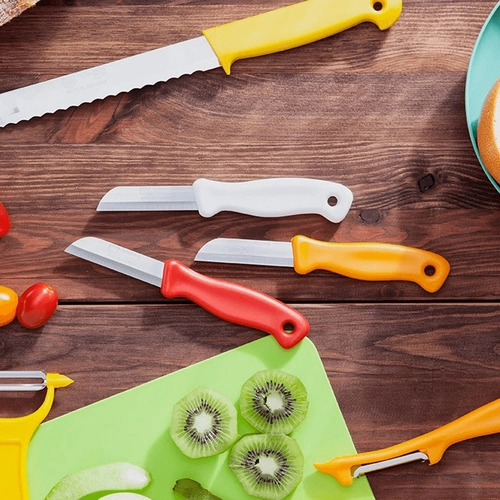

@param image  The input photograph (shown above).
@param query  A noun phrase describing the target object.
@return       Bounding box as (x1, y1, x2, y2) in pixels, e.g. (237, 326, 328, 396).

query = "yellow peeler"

(0, 371, 73, 500)
(314, 398, 500, 485)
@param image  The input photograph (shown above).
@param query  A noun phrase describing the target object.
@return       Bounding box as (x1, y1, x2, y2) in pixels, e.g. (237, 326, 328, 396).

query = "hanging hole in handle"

(327, 196, 338, 207)
(424, 265, 436, 277)
(372, 1, 384, 11)
(283, 322, 295, 334)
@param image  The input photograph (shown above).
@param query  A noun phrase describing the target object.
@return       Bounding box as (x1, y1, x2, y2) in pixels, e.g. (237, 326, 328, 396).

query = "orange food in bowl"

(477, 77, 500, 184)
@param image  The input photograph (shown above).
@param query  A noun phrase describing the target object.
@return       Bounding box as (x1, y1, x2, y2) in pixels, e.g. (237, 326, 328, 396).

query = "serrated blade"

(195, 237, 294, 268)
(0, 36, 220, 126)
(97, 186, 198, 212)
(65, 236, 164, 287)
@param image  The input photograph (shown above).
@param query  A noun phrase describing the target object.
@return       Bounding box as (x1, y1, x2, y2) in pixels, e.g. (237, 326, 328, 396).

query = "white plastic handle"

(192, 178, 353, 223)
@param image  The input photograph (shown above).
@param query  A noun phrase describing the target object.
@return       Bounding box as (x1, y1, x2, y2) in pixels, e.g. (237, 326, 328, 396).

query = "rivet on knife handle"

(203, 0, 403, 74)
(314, 398, 500, 486)
(291, 235, 450, 293)
(161, 259, 310, 349)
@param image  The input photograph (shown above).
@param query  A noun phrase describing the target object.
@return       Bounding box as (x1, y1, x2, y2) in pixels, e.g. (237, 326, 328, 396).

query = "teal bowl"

(465, 1, 500, 192)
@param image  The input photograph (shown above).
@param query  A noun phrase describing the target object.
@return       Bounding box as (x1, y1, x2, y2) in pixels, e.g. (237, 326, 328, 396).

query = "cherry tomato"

(0, 286, 18, 326)
(0, 203, 11, 237)
(16, 282, 58, 329)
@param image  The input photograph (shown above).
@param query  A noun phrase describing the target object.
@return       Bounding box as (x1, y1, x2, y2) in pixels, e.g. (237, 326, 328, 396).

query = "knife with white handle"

(0, 0, 402, 126)
(97, 178, 353, 223)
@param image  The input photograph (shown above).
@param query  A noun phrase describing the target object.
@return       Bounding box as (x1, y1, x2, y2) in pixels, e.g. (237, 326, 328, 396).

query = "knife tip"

(65, 236, 100, 254)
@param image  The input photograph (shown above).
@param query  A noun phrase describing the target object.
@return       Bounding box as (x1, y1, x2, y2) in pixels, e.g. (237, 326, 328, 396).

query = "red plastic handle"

(160, 260, 309, 349)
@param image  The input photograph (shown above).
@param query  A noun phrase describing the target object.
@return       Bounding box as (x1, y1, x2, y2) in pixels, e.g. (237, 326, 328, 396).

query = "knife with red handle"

(65, 237, 309, 349)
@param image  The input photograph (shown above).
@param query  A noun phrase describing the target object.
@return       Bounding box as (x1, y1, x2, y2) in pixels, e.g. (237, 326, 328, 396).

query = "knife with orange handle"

(195, 235, 451, 293)
(314, 398, 500, 485)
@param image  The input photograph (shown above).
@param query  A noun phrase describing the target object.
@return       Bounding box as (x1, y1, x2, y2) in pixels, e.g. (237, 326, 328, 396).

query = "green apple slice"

(44, 462, 151, 500)
(99, 494, 151, 499)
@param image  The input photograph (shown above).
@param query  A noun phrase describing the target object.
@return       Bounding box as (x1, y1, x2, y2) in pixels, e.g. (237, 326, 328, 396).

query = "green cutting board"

(28, 337, 374, 500)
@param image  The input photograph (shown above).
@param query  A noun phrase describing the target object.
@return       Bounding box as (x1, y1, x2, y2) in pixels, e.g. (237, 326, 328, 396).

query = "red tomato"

(0, 286, 18, 326)
(0, 203, 11, 237)
(16, 282, 58, 329)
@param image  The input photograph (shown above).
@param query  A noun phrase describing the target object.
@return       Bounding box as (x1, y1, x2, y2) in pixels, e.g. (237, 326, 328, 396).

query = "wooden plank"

(1, 303, 499, 499)
(0, 202, 499, 301)
(1, 0, 500, 497)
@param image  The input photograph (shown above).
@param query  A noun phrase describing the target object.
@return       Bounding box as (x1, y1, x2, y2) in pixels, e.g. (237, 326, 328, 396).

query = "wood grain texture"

(2, 303, 500, 499)
(1, 0, 500, 498)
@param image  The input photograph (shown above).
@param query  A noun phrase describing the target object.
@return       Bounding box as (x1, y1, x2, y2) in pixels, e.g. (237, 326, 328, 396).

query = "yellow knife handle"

(202, 0, 402, 74)
(290, 235, 450, 293)
(314, 398, 500, 486)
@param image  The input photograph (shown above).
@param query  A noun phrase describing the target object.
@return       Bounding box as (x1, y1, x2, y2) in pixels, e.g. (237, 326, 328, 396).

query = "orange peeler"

(0, 371, 73, 500)
(314, 398, 500, 485)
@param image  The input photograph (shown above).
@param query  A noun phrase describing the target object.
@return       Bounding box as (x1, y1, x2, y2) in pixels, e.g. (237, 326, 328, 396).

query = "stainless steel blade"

(65, 236, 164, 288)
(195, 237, 294, 267)
(97, 186, 197, 211)
(0, 371, 47, 391)
(353, 452, 429, 478)
(0, 36, 220, 126)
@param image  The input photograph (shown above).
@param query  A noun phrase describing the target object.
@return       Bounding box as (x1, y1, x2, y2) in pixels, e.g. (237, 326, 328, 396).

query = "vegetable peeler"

(314, 398, 500, 485)
(0, 371, 73, 500)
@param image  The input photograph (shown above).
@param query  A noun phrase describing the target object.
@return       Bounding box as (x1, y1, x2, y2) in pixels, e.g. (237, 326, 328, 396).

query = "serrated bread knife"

(314, 398, 500, 485)
(0, 0, 402, 126)
(97, 178, 353, 223)
(194, 235, 451, 293)
(65, 237, 309, 348)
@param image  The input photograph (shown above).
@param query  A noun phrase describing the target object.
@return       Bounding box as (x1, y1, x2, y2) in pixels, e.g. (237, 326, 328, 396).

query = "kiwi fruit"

(240, 370, 308, 434)
(170, 386, 238, 458)
(229, 433, 304, 500)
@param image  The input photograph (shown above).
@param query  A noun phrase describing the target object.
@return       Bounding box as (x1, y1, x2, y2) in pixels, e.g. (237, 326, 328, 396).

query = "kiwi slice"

(170, 386, 238, 458)
(229, 433, 304, 500)
(240, 370, 308, 434)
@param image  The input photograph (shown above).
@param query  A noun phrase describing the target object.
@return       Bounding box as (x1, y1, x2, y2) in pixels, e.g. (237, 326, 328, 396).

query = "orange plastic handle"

(314, 398, 500, 486)
(290, 235, 450, 293)
(160, 260, 309, 349)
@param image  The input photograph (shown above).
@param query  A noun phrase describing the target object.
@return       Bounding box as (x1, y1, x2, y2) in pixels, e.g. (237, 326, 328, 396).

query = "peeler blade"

(353, 452, 429, 478)
(0, 371, 47, 391)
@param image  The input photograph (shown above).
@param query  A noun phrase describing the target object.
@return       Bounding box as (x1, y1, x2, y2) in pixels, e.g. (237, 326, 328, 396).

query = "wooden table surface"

(1, 0, 500, 498)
